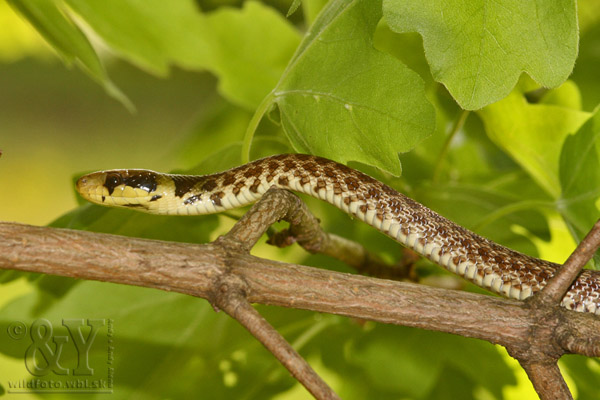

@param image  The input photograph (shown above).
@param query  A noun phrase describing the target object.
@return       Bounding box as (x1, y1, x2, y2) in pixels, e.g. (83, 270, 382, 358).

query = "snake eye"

(105, 174, 121, 187)
(104, 173, 123, 194)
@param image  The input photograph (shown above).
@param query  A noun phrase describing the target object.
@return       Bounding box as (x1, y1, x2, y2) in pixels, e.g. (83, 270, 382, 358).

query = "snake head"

(76, 169, 161, 211)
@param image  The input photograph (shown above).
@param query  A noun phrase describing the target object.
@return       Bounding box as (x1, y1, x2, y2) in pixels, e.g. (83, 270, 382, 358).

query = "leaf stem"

(242, 92, 275, 163)
(433, 110, 470, 183)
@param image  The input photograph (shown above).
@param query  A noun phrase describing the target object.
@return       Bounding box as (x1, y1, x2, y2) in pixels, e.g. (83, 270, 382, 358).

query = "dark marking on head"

(123, 203, 146, 208)
(105, 171, 159, 195)
(150, 195, 162, 202)
(174, 176, 198, 198)
(101, 195, 106, 202)
(104, 173, 123, 195)
(201, 179, 217, 192)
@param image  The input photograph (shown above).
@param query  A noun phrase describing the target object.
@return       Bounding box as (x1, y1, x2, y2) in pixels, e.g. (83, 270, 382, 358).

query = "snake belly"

(76, 154, 600, 315)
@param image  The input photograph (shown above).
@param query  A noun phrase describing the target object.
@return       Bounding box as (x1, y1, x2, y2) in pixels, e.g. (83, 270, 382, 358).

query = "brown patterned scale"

(76, 154, 600, 315)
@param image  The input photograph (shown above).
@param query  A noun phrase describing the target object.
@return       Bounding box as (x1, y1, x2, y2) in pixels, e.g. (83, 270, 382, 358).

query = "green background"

(1, 0, 599, 399)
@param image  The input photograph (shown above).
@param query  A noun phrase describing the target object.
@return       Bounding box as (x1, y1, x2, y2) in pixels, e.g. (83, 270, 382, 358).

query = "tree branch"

(534, 219, 600, 306)
(212, 274, 339, 400)
(1, 193, 600, 399)
(518, 360, 571, 400)
(226, 188, 411, 279)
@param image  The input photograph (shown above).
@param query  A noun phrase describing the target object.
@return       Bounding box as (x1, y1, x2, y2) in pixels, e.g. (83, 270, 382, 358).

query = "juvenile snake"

(76, 153, 600, 315)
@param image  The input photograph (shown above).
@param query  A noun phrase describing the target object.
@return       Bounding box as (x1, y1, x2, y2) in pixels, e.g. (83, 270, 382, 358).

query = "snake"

(76, 153, 600, 315)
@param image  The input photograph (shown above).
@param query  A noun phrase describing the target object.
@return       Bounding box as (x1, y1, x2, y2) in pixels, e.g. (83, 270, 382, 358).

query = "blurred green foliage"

(1, 0, 600, 399)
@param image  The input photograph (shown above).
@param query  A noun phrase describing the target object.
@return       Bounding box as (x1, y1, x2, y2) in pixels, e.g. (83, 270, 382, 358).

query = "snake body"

(77, 154, 600, 315)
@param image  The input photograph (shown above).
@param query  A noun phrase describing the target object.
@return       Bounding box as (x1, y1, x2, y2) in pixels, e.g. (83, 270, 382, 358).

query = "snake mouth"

(76, 172, 109, 204)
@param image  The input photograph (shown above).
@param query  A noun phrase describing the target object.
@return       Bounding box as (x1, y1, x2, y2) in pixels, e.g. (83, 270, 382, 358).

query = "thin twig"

(535, 219, 600, 306)
(218, 189, 340, 398)
(518, 360, 572, 400)
(432, 109, 470, 183)
(221, 188, 299, 251)
(226, 188, 411, 279)
(212, 275, 339, 400)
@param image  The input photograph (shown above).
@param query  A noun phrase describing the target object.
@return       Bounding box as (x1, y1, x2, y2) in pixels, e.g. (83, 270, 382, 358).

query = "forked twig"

(211, 274, 339, 400)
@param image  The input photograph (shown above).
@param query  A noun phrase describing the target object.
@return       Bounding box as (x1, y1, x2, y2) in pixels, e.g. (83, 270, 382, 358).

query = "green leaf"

(205, 2, 301, 109)
(560, 356, 600, 400)
(349, 325, 514, 399)
(65, 0, 211, 74)
(559, 105, 600, 264)
(477, 87, 590, 198)
(65, 0, 301, 109)
(6, 0, 131, 109)
(273, 0, 435, 176)
(383, 0, 578, 110)
(0, 283, 304, 399)
(287, 0, 301, 17)
(572, 18, 600, 110)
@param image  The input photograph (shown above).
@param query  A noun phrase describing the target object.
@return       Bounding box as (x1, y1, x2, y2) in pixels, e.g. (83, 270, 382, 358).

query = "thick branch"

(1, 222, 599, 352)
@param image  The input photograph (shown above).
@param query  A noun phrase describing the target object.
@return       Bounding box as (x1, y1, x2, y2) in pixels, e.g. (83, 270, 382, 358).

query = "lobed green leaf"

(477, 86, 590, 198)
(559, 105, 600, 265)
(273, 0, 435, 176)
(65, 0, 301, 109)
(384, 0, 578, 110)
